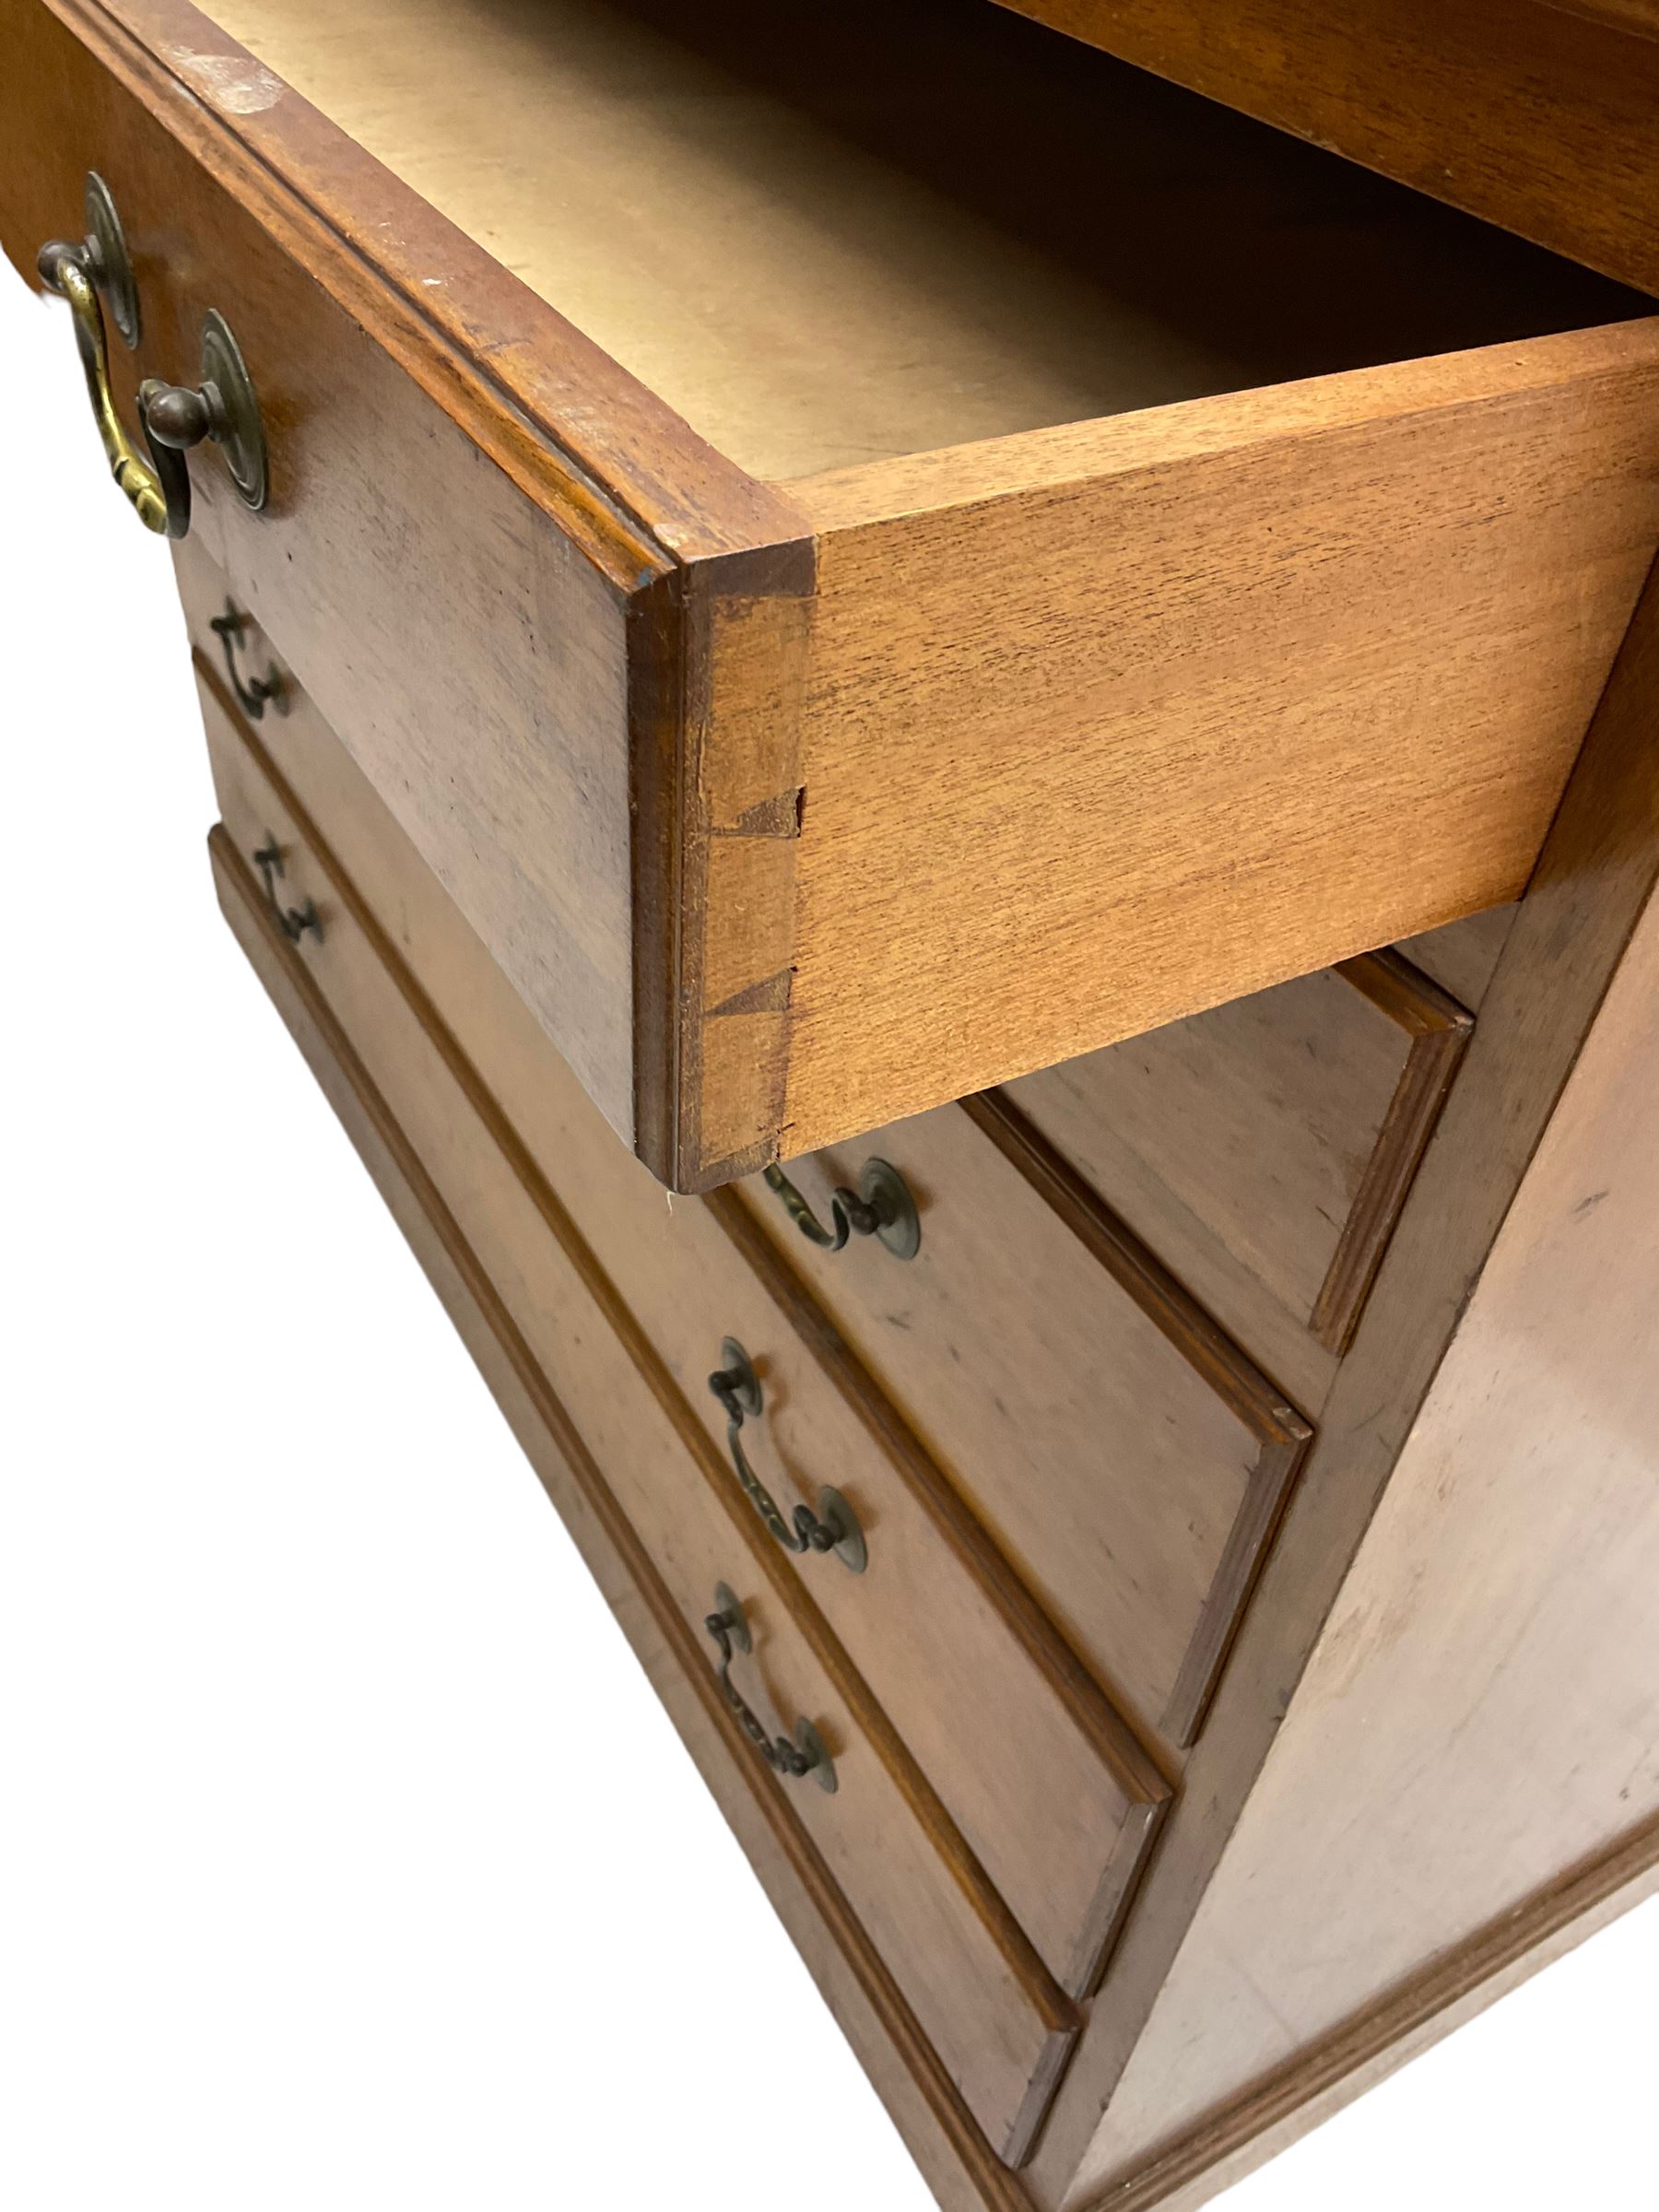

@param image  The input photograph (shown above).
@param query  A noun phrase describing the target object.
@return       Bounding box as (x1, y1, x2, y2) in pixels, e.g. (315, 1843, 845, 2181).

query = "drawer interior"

(24, 0, 1653, 1191)
(206, 0, 1651, 481)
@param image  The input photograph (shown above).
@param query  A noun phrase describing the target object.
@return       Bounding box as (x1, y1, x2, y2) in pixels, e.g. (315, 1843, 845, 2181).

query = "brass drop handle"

(704, 1584, 837, 1793)
(762, 1157, 920, 1261)
(252, 836, 323, 945)
(38, 172, 267, 540)
(38, 238, 186, 537)
(211, 602, 284, 721)
(708, 1339, 866, 1573)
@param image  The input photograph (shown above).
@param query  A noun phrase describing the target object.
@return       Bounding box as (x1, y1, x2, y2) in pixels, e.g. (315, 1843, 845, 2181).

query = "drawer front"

(0, 0, 634, 1141)
(1004, 950, 1478, 1401)
(462, 1088, 1171, 1998)
(201, 0, 1659, 1180)
(3, 0, 812, 1190)
(203, 710, 1081, 2168)
(739, 1102, 1312, 1750)
(12, 0, 1659, 1197)
(192, 635, 1169, 2004)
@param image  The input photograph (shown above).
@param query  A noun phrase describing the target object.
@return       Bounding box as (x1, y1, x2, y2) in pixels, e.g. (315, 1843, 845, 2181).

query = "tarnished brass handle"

(37, 173, 268, 539)
(37, 239, 188, 536)
(704, 1584, 837, 1792)
(762, 1157, 920, 1261)
(252, 836, 323, 945)
(708, 1339, 866, 1573)
(211, 603, 284, 721)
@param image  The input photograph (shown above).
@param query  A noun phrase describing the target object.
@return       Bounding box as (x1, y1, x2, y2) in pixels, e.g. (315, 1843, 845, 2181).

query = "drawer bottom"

(208, 828, 1047, 2208)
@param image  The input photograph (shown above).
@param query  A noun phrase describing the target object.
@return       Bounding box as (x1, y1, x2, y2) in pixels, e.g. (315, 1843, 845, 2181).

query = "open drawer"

(6, 0, 1659, 1189)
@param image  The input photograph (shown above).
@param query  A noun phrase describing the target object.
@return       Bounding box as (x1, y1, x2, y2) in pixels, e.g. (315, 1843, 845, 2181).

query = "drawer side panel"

(782, 327, 1659, 1155)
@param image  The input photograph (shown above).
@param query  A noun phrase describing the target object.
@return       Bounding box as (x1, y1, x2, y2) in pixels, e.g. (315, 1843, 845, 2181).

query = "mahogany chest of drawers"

(8, 0, 1659, 2204)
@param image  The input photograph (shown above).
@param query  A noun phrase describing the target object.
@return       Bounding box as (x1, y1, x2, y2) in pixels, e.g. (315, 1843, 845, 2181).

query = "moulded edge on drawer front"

(6, 0, 1657, 1189)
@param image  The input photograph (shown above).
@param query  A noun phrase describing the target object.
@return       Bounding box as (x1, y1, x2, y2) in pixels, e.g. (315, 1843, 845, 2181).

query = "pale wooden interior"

(209, 0, 1649, 480)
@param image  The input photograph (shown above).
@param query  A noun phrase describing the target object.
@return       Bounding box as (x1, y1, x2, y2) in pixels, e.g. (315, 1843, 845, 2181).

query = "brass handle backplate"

(38, 172, 268, 539)
(704, 1584, 836, 1792)
(252, 836, 323, 945)
(708, 1339, 866, 1573)
(763, 1157, 920, 1261)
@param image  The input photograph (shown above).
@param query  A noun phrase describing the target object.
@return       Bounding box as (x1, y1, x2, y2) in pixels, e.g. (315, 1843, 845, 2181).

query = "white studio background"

(2, 254, 1655, 2212)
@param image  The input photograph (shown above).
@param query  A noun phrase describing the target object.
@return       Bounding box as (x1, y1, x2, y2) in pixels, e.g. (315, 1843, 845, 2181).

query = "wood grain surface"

(206, 828, 1040, 2209)
(77, 0, 795, 559)
(1393, 902, 1516, 1012)
(1067, 1809, 1659, 2212)
(205, 0, 1646, 479)
(1065, 734, 1659, 2201)
(4, 0, 824, 1192)
(191, 628, 1171, 2004)
(1308, 952, 1472, 1349)
(448, 1005, 1173, 1998)
(1006, 950, 1471, 1394)
(18, 0, 1659, 1187)
(1023, 556, 1659, 2207)
(1, 0, 645, 1140)
(28, 0, 1659, 2194)
(205, 772, 1083, 2168)
(782, 324, 1659, 1154)
(989, 0, 1659, 295)
(228, 779, 1659, 2212)
(199, 548, 1659, 2206)
(1539, 0, 1659, 35)
(736, 1088, 1311, 1751)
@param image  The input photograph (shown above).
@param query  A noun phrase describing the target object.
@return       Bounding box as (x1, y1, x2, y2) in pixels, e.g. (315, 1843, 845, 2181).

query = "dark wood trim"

(989, 0, 1659, 297)
(962, 1094, 1311, 1452)
(709, 1183, 1174, 2000)
(1070, 1802, 1659, 2212)
(205, 645, 1156, 2019)
(709, 1190, 1174, 1806)
(1338, 946, 1476, 1045)
(1311, 949, 1475, 1353)
(12, 0, 820, 1185)
(666, 539, 816, 1193)
(207, 826, 1038, 2211)
(625, 568, 687, 1189)
(75, 0, 807, 571)
(1158, 1426, 1308, 1751)
(959, 1090, 1315, 1750)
